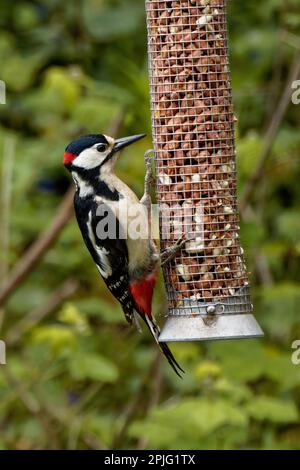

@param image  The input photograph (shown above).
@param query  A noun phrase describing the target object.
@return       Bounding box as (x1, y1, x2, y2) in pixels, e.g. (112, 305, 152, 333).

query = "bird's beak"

(112, 134, 146, 154)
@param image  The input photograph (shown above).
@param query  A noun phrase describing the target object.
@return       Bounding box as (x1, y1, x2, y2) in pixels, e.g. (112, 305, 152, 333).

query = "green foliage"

(69, 353, 119, 383)
(83, 0, 145, 41)
(246, 397, 298, 424)
(0, 0, 299, 451)
(129, 398, 248, 449)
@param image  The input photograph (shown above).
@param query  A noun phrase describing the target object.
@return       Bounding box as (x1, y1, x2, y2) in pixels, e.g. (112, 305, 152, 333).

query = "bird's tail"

(143, 314, 184, 378)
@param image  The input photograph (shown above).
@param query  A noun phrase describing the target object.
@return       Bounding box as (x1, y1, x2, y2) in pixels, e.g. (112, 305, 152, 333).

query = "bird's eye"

(96, 143, 108, 152)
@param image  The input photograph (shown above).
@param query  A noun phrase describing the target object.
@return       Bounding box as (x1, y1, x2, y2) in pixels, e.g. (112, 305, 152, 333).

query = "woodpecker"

(63, 133, 184, 376)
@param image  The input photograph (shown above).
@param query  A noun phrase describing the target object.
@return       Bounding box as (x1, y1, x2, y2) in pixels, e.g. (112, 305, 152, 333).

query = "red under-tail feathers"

(129, 272, 157, 318)
(129, 272, 184, 378)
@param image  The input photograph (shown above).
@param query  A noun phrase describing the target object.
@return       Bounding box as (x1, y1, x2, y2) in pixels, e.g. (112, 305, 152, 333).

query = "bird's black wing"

(74, 195, 135, 324)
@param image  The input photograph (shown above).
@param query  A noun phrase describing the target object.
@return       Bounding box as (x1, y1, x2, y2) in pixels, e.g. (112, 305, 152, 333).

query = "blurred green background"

(0, 0, 300, 450)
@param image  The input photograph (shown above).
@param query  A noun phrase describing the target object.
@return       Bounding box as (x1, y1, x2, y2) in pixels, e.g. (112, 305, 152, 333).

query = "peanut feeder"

(145, 0, 263, 341)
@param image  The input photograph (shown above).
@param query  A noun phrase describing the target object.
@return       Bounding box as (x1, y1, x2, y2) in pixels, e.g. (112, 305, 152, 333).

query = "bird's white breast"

(96, 174, 152, 275)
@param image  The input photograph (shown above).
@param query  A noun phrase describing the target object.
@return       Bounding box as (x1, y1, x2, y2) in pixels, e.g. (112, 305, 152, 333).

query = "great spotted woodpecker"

(63, 133, 184, 376)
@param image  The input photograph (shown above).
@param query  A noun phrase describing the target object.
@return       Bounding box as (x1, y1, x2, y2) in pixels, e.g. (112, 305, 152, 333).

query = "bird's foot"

(160, 236, 188, 266)
(140, 149, 155, 208)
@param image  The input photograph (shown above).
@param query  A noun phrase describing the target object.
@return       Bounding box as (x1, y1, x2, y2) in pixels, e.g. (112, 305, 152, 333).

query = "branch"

(280, 30, 300, 50)
(5, 279, 79, 346)
(0, 186, 75, 307)
(136, 354, 162, 450)
(0, 137, 16, 329)
(1, 366, 62, 449)
(253, 251, 274, 287)
(112, 352, 161, 449)
(0, 137, 15, 281)
(1, 362, 107, 449)
(239, 51, 300, 213)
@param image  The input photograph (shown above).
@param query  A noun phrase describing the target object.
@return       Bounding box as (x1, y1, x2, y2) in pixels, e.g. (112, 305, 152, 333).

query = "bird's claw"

(144, 149, 155, 163)
(160, 235, 188, 266)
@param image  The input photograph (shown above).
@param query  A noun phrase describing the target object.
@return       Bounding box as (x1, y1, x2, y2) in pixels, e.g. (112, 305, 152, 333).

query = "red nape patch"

(63, 151, 76, 165)
(129, 272, 157, 316)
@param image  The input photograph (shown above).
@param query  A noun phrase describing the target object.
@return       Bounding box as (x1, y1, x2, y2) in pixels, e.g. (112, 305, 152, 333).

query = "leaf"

(277, 210, 300, 243)
(74, 297, 123, 324)
(2, 54, 41, 92)
(194, 361, 221, 380)
(246, 397, 299, 424)
(43, 67, 81, 111)
(30, 325, 77, 354)
(213, 378, 253, 403)
(58, 302, 91, 335)
(69, 352, 119, 383)
(83, 0, 145, 41)
(70, 97, 121, 132)
(208, 340, 266, 382)
(258, 283, 300, 339)
(129, 398, 248, 449)
(83, 414, 116, 446)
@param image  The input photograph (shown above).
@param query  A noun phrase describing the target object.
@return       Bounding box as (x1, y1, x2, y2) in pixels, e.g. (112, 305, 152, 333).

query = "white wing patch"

(87, 211, 112, 279)
(96, 247, 112, 279)
(72, 172, 93, 197)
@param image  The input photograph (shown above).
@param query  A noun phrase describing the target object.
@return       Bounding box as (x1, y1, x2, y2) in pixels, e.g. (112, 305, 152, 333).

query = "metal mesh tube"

(145, 0, 253, 319)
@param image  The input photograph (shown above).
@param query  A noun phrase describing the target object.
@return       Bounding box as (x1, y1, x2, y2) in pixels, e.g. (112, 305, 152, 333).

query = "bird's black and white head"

(63, 133, 146, 198)
(64, 133, 146, 174)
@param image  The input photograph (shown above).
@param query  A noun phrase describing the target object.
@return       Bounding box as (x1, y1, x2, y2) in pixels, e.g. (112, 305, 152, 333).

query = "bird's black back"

(74, 193, 135, 324)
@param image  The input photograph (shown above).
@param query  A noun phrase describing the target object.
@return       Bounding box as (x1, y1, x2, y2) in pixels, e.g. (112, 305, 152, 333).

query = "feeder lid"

(159, 313, 264, 343)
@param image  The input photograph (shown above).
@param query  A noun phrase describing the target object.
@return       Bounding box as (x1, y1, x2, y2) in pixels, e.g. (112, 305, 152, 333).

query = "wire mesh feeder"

(145, 0, 263, 342)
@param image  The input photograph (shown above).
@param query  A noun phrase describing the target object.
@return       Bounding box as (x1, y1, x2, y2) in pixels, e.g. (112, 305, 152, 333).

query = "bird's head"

(63, 133, 146, 173)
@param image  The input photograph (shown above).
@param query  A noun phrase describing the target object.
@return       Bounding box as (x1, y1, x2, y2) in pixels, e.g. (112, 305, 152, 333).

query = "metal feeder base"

(159, 313, 264, 343)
